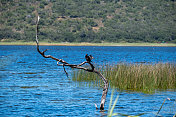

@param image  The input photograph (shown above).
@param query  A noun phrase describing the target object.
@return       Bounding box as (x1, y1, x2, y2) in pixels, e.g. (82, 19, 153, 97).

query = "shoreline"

(0, 41, 176, 47)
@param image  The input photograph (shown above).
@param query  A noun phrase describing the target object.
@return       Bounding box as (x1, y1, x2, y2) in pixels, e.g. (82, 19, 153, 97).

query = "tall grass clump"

(72, 63, 176, 93)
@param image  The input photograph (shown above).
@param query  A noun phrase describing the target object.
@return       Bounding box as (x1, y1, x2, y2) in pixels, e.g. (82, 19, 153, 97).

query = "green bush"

(0, 0, 175, 43)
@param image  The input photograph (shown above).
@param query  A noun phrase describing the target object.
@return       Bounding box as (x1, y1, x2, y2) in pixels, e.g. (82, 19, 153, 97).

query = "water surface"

(0, 45, 176, 116)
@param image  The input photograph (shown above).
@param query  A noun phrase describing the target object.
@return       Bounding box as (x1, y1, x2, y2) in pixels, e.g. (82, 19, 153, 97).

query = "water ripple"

(0, 45, 176, 116)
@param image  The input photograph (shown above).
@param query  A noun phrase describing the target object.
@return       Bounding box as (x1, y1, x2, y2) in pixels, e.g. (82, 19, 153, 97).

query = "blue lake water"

(0, 45, 176, 117)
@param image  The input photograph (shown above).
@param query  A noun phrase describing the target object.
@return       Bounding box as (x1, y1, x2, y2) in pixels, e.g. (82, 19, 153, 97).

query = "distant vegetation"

(0, 0, 176, 43)
(73, 63, 176, 93)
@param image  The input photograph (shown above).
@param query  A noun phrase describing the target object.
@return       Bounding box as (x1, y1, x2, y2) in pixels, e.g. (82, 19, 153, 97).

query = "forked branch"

(35, 16, 108, 110)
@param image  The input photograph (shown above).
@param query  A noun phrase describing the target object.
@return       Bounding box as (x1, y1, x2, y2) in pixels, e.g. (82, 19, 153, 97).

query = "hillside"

(0, 0, 176, 43)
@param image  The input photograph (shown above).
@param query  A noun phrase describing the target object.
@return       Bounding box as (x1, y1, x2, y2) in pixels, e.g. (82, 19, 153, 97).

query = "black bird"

(85, 54, 93, 62)
(89, 55, 93, 60)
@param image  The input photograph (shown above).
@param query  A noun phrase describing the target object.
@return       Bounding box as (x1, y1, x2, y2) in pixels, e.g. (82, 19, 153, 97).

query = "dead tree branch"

(35, 16, 108, 110)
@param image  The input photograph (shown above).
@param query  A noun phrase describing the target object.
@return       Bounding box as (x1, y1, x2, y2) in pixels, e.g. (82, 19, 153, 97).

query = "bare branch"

(35, 15, 108, 110)
(63, 64, 69, 78)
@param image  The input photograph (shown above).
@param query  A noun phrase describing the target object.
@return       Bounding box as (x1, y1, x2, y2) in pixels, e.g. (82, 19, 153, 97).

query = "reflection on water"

(0, 45, 176, 116)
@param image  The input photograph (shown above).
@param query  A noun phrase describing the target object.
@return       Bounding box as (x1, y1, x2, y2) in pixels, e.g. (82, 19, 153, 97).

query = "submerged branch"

(35, 16, 108, 110)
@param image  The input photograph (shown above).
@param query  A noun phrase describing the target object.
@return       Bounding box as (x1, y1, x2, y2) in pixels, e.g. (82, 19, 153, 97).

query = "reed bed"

(72, 63, 176, 93)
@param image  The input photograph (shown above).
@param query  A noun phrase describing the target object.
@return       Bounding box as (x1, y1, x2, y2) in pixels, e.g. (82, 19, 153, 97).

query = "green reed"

(72, 63, 176, 93)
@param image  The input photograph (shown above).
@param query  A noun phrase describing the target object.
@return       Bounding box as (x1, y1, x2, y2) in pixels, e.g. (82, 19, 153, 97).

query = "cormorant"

(85, 54, 93, 62)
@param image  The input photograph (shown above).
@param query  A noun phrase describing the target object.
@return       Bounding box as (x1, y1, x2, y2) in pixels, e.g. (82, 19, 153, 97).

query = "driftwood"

(35, 16, 108, 110)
